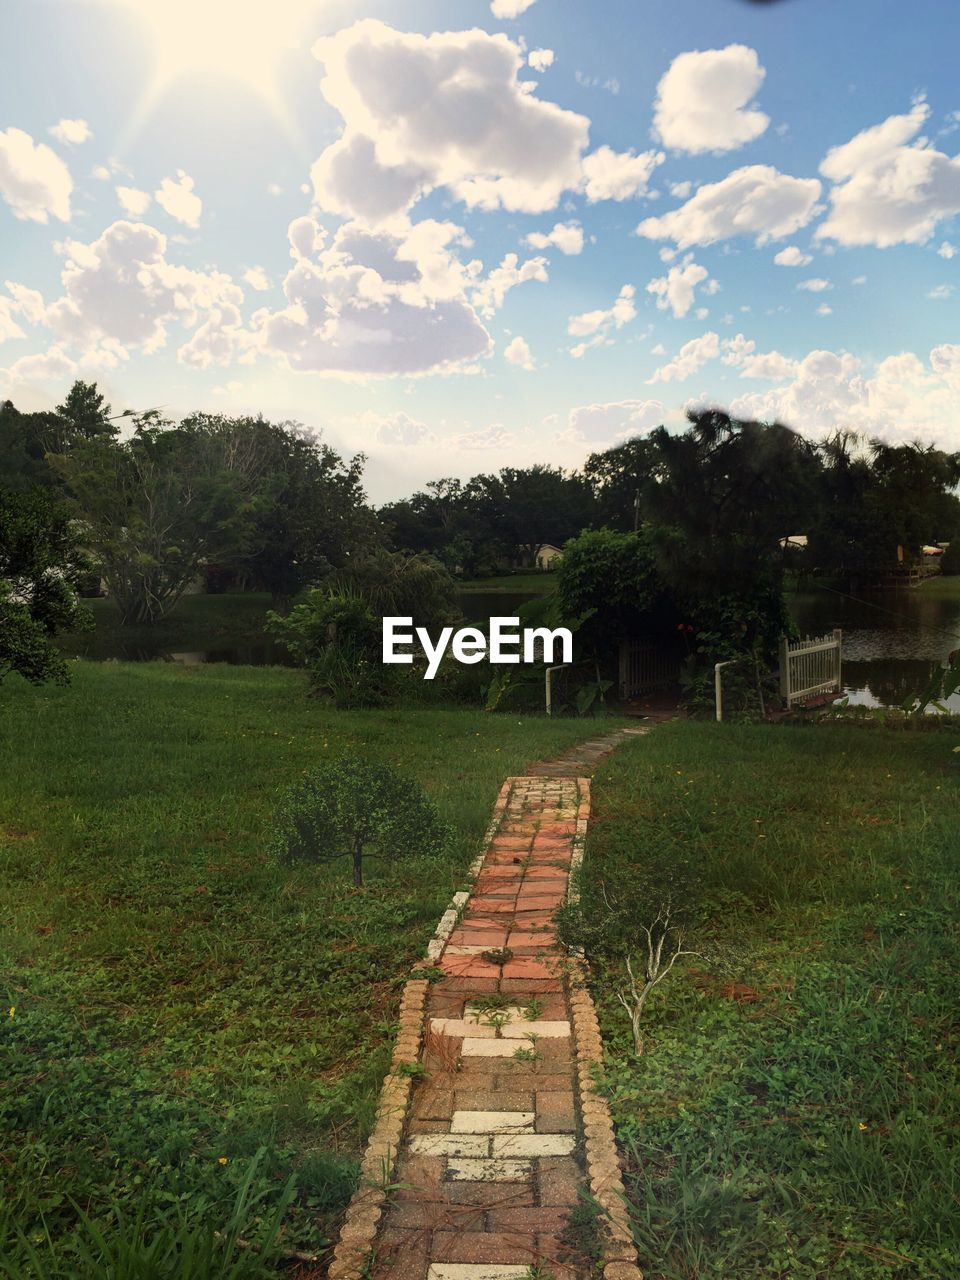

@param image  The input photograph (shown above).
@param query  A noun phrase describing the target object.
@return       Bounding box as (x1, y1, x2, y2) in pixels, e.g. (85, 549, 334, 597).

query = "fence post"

(779, 636, 790, 705)
(834, 628, 842, 690)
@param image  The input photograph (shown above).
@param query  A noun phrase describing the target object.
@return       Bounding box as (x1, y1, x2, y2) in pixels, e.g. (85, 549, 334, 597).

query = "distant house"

(535, 544, 564, 571)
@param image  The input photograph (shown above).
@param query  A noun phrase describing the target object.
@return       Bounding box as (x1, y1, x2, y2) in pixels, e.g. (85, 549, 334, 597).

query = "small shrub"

(271, 753, 450, 888)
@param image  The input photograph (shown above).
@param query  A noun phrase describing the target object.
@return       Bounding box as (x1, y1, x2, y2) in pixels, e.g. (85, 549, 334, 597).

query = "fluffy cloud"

(0, 345, 77, 385)
(243, 266, 271, 291)
(648, 331, 720, 383)
(5, 282, 46, 326)
(0, 298, 24, 343)
(0, 127, 72, 223)
(774, 245, 812, 266)
(721, 333, 797, 381)
(939, 241, 957, 259)
(254, 215, 492, 376)
(637, 165, 821, 248)
(568, 284, 636, 357)
(564, 397, 664, 444)
(40, 220, 242, 355)
(797, 277, 832, 292)
(817, 101, 960, 247)
(528, 48, 554, 72)
(491, 0, 538, 16)
(310, 21, 590, 221)
(525, 220, 584, 254)
(727, 345, 960, 446)
(48, 118, 91, 146)
(504, 334, 535, 369)
(471, 253, 548, 317)
(116, 185, 151, 216)
(646, 253, 712, 318)
(154, 170, 202, 228)
(375, 411, 434, 446)
(653, 45, 769, 154)
(581, 144, 663, 202)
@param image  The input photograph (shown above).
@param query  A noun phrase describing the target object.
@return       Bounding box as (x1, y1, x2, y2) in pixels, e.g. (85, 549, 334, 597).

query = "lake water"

(67, 582, 960, 712)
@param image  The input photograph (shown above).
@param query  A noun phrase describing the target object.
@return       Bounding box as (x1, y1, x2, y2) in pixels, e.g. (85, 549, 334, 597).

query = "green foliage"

(0, 487, 91, 684)
(272, 752, 451, 887)
(941, 539, 960, 575)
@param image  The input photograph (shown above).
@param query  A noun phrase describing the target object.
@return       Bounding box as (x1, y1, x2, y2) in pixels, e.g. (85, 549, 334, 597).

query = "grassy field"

(568, 720, 959, 1280)
(0, 662, 614, 1276)
(457, 572, 557, 593)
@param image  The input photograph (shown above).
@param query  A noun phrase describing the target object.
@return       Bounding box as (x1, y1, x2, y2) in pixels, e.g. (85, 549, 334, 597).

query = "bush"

(941, 541, 960, 575)
(271, 753, 450, 888)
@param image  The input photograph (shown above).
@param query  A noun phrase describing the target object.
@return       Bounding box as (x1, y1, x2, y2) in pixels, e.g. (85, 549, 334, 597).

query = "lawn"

(569, 720, 959, 1280)
(56, 592, 278, 660)
(0, 661, 613, 1276)
(457, 572, 557, 593)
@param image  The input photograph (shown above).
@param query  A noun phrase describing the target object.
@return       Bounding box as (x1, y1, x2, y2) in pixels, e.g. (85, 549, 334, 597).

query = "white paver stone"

(460, 1038, 527, 1057)
(430, 1019, 496, 1038)
(409, 1134, 489, 1157)
(428, 1267, 532, 1280)
(491, 1133, 576, 1158)
(450, 1110, 535, 1134)
(500, 1020, 571, 1039)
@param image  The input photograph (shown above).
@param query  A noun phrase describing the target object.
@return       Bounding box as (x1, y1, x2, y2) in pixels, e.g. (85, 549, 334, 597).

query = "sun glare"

(118, 0, 318, 120)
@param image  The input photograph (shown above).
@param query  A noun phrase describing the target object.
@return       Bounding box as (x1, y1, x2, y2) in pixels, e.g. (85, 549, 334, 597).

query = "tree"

(584, 436, 662, 531)
(0, 487, 91, 684)
(52, 415, 262, 625)
(465, 466, 597, 568)
(271, 753, 450, 888)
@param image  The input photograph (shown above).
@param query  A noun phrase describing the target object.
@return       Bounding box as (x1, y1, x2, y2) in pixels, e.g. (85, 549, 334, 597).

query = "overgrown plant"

(271, 752, 450, 888)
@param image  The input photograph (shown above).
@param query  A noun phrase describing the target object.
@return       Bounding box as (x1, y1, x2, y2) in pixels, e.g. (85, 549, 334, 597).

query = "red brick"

(371, 1228, 431, 1280)
(536, 1091, 578, 1132)
(430, 1230, 538, 1263)
(538, 1158, 583, 1207)
(487, 1207, 571, 1235)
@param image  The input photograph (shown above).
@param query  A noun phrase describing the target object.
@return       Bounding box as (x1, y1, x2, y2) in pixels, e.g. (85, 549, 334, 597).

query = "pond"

(64, 581, 960, 712)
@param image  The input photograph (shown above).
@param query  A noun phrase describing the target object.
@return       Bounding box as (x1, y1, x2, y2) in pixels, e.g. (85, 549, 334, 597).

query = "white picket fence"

(779, 629, 843, 706)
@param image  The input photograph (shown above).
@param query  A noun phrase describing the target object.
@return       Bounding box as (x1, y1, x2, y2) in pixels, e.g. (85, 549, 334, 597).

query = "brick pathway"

(330, 728, 647, 1280)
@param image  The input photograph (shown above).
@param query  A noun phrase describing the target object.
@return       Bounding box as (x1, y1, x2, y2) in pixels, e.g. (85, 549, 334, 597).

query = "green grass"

(571, 720, 959, 1280)
(457, 572, 557, 593)
(0, 662, 611, 1275)
(916, 573, 960, 599)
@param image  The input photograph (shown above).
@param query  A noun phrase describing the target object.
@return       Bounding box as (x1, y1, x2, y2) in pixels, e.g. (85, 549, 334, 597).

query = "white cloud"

(243, 266, 270, 291)
(728, 345, 960, 447)
(528, 48, 554, 72)
(154, 170, 202, 228)
(774, 245, 812, 266)
(525, 220, 584, 254)
(504, 334, 535, 369)
(375, 411, 434, 446)
(0, 298, 24, 344)
(817, 101, 960, 247)
(797, 277, 832, 292)
(637, 165, 821, 248)
(449, 423, 515, 450)
(581, 144, 664, 202)
(928, 284, 955, 300)
(568, 284, 636, 357)
(5, 282, 46, 326)
(255, 215, 492, 376)
(0, 345, 77, 385)
(645, 253, 711, 318)
(116, 185, 151, 216)
(564, 397, 664, 444)
(40, 219, 242, 355)
(816, 303, 833, 315)
(648, 330, 719, 383)
(0, 127, 72, 223)
(491, 0, 537, 17)
(653, 45, 769, 154)
(471, 253, 548, 317)
(310, 21, 590, 221)
(670, 180, 692, 198)
(938, 241, 957, 259)
(48, 118, 91, 146)
(721, 333, 797, 381)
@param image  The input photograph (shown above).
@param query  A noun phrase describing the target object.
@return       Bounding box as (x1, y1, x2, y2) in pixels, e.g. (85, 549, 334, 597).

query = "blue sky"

(1, 0, 958, 500)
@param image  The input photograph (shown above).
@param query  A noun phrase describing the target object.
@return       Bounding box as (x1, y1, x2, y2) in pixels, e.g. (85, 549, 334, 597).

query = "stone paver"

(339, 728, 648, 1280)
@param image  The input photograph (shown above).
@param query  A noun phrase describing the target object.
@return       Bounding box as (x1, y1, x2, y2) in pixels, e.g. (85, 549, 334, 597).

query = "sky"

(0, 0, 959, 502)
